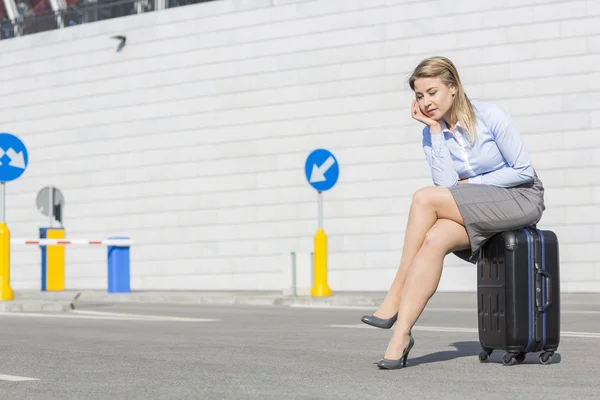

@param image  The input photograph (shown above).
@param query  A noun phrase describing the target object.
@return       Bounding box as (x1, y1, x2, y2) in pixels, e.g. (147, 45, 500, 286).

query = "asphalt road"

(1, 297, 599, 399)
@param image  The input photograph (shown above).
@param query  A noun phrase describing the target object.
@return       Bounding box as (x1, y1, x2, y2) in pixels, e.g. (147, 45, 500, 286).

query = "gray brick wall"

(0, 0, 598, 292)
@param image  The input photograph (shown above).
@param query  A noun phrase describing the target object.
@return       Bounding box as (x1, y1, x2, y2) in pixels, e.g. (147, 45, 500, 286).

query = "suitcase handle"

(537, 270, 552, 312)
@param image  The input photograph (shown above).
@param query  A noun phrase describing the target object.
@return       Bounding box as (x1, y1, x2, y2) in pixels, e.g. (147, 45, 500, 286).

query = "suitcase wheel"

(539, 351, 553, 365)
(478, 350, 491, 363)
(515, 352, 526, 363)
(502, 352, 526, 366)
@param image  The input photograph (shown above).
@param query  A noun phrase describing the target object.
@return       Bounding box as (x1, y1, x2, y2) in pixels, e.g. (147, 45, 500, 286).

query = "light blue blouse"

(422, 99, 535, 188)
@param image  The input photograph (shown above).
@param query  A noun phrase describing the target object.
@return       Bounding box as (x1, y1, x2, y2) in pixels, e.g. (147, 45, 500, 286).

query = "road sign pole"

(311, 190, 331, 297)
(318, 191, 323, 229)
(305, 149, 337, 298)
(48, 186, 53, 228)
(0, 182, 13, 300)
(0, 182, 4, 223)
(0, 132, 30, 301)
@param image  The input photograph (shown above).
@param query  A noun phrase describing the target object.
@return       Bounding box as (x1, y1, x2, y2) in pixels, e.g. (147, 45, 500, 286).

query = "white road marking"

(561, 331, 600, 339)
(559, 310, 600, 316)
(0, 374, 39, 381)
(290, 304, 376, 310)
(290, 304, 600, 315)
(70, 310, 218, 322)
(329, 324, 600, 339)
(290, 304, 477, 312)
(0, 311, 218, 322)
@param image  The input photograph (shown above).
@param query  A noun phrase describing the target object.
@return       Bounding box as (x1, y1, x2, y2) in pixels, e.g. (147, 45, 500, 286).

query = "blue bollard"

(107, 236, 131, 293)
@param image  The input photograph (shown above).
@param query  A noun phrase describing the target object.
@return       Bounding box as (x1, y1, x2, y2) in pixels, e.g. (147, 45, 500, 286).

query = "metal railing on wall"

(61, 0, 143, 28)
(12, 9, 58, 37)
(1, 19, 16, 39)
(0, 0, 219, 41)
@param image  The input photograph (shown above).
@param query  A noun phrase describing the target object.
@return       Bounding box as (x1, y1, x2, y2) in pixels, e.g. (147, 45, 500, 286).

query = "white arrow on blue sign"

(305, 149, 339, 192)
(0, 133, 28, 182)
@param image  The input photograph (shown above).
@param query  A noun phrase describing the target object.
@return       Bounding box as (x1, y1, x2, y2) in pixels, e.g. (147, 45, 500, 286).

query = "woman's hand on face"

(411, 100, 439, 128)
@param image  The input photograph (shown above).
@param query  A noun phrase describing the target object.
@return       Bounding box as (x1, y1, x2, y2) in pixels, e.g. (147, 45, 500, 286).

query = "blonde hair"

(408, 56, 477, 144)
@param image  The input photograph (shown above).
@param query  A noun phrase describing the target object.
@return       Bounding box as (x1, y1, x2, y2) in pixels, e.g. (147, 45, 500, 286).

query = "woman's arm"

(422, 126, 459, 187)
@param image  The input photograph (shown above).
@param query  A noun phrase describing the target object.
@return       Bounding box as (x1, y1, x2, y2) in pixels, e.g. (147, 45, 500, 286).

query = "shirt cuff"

(429, 133, 444, 155)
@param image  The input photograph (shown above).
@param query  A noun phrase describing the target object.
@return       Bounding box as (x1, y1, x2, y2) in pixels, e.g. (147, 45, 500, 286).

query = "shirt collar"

(440, 119, 462, 134)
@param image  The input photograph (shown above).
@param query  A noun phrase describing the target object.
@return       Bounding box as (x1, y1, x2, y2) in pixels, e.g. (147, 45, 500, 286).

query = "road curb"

(4, 290, 388, 311)
(0, 300, 71, 313)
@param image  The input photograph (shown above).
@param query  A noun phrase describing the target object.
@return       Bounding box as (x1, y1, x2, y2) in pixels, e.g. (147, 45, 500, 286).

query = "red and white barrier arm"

(10, 238, 134, 247)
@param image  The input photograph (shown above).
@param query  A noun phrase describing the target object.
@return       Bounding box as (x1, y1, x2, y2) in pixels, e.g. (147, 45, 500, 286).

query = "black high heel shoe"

(360, 312, 398, 329)
(377, 334, 415, 370)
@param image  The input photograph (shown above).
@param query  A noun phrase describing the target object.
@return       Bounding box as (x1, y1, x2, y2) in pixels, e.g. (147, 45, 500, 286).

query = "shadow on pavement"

(406, 341, 562, 366)
(408, 341, 481, 366)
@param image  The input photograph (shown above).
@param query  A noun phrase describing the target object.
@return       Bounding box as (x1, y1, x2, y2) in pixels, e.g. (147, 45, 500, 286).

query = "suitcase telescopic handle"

(537, 270, 552, 312)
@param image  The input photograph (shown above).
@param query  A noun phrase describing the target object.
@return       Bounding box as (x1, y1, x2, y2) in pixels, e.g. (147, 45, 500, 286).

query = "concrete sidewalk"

(3, 289, 388, 312)
(2, 289, 600, 313)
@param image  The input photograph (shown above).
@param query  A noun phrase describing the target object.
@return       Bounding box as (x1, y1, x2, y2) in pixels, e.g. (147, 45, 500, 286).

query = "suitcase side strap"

(522, 228, 535, 352)
(539, 230, 549, 350)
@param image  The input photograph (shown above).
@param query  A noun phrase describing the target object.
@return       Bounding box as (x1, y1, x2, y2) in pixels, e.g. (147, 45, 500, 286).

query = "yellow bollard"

(46, 228, 65, 291)
(0, 222, 13, 301)
(311, 228, 331, 297)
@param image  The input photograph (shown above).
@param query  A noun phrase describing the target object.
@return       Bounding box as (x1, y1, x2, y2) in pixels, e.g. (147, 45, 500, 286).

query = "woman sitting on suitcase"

(361, 56, 546, 370)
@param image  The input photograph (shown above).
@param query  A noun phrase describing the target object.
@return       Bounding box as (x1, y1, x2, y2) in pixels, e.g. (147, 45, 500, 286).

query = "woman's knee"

(412, 185, 454, 207)
(412, 186, 437, 207)
(422, 226, 447, 251)
(413, 185, 464, 224)
(423, 220, 470, 254)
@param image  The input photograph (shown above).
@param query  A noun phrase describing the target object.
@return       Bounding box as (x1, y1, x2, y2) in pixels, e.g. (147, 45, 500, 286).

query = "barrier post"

(311, 227, 331, 297)
(107, 236, 130, 293)
(0, 221, 13, 301)
(40, 227, 66, 291)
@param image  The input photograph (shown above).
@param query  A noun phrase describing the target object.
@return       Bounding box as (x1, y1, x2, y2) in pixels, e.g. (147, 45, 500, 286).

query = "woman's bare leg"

(382, 218, 471, 360)
(374, 186, 466, 318)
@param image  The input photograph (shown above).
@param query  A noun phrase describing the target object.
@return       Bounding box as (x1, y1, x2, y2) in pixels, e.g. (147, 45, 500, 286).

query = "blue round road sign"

(305, 149, 339, 192)
(0, 133, 28, 182)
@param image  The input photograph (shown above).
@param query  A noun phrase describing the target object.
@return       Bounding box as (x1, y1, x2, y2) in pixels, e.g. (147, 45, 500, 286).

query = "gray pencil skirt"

(449, 171, 546, 264)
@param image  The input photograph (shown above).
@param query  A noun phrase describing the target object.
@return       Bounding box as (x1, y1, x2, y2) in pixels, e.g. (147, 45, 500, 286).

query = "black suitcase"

(476, 226, 560, 365)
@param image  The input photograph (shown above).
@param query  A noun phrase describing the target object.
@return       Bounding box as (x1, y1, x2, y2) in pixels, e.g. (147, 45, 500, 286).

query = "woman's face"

(413, 77, 456, 122)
